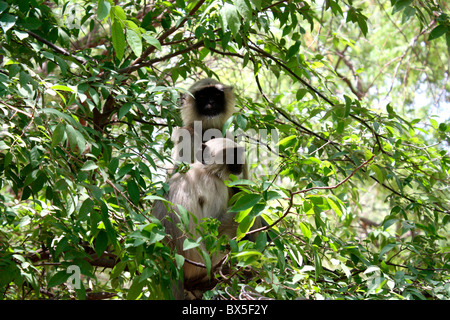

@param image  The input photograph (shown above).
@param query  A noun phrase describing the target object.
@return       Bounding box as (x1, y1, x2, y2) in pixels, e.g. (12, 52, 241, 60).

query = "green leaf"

(229, 194, 262, 212)
(0, 141, 9, 151)
(225, 178, 257, 187)
(81, 160, 98, 171)
(236, 114, 247, 130)
(0, 2, 8, 14)
(51, 85, 75, 92)
(65, 124, 86, 154)
(51, 123, 66, 148)
(382, 218, 398, 230)
(355, 13, 368, 37)
(142, 32, 161, 50)
(40, 108, 78, 129)
(264, 190, 283, 201)
(48, 271, 71, 288)
(177, 204, 191, 227)
(233, 250, 262, 266)
(79, 198, 94, 221)
(54, 237, 68, 258)
(97, 0, 111, 20)
(127, 179, 140, 205)
(201, 250, 212, 275)
(54, 56, 68, 76)
(111, 20, 125, 60)
(401, 6, 415, 24)
(327, 0, 343, 16)
(236, 203, 265, 239)
(100, 201, 117, 246)
(183, 238, 200, 251)
(430, 118, 439, 130)
(4, 151, 12, 168)
(326, 197, 343, 217)
(127, 276, 145, 300)
(127, 29, 142, 57)
(112, 5, 126, 21)
(255, 231, 267, 252)
(111, 261, 127, 279)
(370, 164, 385, 183)
(221, 3, 241, 36)
(379, 243, 397, 259)
(125, 20, 140, 34)
(286, 41, 301, 60)
(299, 222, 311, 239)
(74, 282, 86, 300)
(313, 246, 322, 279)
(0, 13, 17, 33)
(95, 231, 108, 256)
(175, 253, 185, 268)
(143, 194, 166, 202)
(108, 157, 119, 174)
(118, 102, 133, 119)
(392, 0, 413, 14)
(429, 25, 448, 41)
(277, 135, 296, 148)
(235, 0, 252, 21)
(343, 95, 352, 117)
(22, 17, 41, 30)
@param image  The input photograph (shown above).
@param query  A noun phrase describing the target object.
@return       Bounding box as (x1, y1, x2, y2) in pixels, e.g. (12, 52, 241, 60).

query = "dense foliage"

(0, 0, 449, 300)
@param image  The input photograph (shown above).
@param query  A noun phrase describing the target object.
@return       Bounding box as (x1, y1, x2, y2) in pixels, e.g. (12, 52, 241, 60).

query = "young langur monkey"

(153, 138, 246, 299)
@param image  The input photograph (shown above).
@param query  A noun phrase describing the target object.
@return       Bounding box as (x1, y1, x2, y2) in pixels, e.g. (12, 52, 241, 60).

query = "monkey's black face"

(224, 147, 244, 175)
(227, 163, 243, 175)
(194, 87, 226, 117)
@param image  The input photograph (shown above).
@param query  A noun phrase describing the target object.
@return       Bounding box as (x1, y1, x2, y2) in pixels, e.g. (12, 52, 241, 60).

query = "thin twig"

(245, 155, 375, 236)
(292, 155, 375, 195)
(26, 30, 87, 65)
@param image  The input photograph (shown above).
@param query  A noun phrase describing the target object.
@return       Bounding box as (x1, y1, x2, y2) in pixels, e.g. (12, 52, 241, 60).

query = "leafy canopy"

(0, 0, 449, 300)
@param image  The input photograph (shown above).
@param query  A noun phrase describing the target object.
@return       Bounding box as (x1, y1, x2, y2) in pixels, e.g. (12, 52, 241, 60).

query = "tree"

(0, 0, 449, 300)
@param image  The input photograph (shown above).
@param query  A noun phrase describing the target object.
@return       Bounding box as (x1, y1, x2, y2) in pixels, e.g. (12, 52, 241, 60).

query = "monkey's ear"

(179, 92, 186, 104)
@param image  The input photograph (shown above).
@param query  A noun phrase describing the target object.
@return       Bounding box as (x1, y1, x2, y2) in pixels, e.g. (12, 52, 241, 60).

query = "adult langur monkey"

(181, 78, 237, 132)
(154, 138, 246, 299)
(171, 78, 241, 170)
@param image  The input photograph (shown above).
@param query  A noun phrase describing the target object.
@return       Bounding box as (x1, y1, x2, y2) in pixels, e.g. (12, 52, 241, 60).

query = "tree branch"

(292, 154, 375, 195)
(245, 155, 375, 236)
(118, 40, 204, 74)
(25, 30, 87, 65)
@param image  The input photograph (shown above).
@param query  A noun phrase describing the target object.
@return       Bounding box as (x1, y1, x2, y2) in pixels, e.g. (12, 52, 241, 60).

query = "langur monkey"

(171, 78, 260, 238)
(153, 138, 246, 299)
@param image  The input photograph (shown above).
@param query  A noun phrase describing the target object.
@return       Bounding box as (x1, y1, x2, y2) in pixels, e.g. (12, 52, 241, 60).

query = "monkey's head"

(196, 138, 245, 178)
(182, 78, 237, 130)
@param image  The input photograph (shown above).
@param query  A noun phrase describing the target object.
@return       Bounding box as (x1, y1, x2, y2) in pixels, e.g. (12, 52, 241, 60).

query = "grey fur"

(154, 138, 245, 299)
